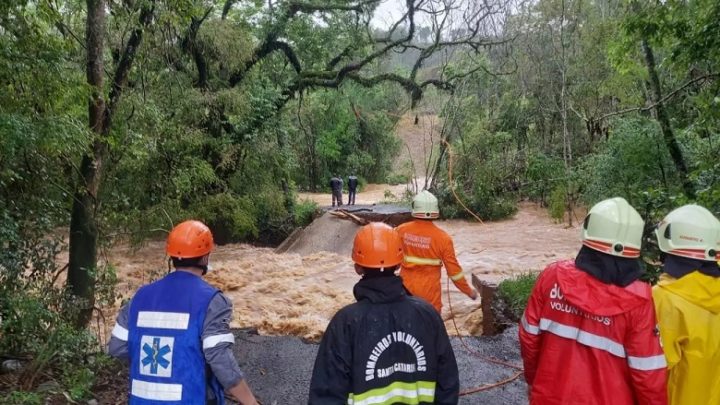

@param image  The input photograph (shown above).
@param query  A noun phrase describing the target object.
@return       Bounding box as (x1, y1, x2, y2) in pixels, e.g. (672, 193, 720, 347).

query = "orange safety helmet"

(352, 222, 404, 269)
(166, 220, 214, 259)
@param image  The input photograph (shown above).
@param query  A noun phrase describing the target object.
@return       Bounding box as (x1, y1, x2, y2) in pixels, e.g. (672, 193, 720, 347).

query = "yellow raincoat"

(652, 272, 720, 405)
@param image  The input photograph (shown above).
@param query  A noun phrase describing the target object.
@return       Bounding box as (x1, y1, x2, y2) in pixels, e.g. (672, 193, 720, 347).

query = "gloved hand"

(468, 289, 478, 300)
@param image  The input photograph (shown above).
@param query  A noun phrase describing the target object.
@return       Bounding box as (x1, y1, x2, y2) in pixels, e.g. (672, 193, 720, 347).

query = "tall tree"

(639, 37, 695, 198)
(68, 0, 155, 327)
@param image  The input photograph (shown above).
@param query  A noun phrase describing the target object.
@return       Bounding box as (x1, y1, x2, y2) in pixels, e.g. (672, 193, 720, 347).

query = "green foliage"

(294, 199, 319, 227)
(0, 211, 108, 398)
(435, 184, 518, 221)
(496, 272, 539, 321)
(385, 173, 409, 186)
(577, 118, 678, 206)
(192, 193, 259, 243)
(548, 185, 567, 222)
(525, 152, 566, 205)
(290, 86, 401, 190)
(1, 391, 43, 405)
(62, 366, 95, 401)
(435, 107, 520, 221)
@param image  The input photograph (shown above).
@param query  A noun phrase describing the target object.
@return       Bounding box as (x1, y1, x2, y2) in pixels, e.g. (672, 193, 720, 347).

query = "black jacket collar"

(353, 275, 407, 304)
(663, 254, 720, 278)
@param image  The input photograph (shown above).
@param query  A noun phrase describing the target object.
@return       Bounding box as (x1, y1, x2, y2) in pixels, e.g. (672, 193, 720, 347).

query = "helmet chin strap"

(198, 255, 210, 275)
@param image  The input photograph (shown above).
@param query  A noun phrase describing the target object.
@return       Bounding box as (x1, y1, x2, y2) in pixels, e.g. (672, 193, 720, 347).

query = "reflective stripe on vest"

(348, 381, 436, 405)
(131, 379, 182, 401)
(404, 255, 442, 266)
(137, 311, 190, 330)
(449, 272, 465, 281)
(521, 316, 667, 370)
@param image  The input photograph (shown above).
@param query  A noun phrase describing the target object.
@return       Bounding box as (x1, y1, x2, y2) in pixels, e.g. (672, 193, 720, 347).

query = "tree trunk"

(68, 0, 154, 327)
(67, 0, 107, 328)
(640, 39, 695, 198)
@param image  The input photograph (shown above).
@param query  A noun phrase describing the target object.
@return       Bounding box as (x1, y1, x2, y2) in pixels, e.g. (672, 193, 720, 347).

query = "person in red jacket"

(519, 197, 667, 404)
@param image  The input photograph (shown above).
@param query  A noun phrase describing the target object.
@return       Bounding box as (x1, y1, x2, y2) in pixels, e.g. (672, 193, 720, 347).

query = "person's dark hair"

(171, 256, 205, 270)
(360, 264, 399, 277)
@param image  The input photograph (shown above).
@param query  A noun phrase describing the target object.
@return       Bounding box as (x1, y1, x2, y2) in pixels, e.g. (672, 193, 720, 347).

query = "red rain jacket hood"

(556, 262, 649, 316)
(519, 260, 667, 405)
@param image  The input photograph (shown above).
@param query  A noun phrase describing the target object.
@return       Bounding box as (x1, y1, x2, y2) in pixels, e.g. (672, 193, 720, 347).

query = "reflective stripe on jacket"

(653, 272, 720, 405)
(396, 220, 473, 312)
(519, 260, 667, 405)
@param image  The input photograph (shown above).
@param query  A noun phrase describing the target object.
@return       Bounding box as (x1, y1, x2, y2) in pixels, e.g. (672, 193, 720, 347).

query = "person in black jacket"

(347, 175, 358, 205)
(308, 222, 460, 404)
(330, 174, 343, 207)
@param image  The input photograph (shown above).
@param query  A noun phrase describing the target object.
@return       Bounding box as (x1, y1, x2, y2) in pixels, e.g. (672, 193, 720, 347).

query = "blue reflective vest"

(128, 271, 223, 404)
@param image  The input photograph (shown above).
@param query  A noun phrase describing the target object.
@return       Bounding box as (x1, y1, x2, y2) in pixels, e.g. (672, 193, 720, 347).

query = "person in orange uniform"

(396, 190, 478, 313)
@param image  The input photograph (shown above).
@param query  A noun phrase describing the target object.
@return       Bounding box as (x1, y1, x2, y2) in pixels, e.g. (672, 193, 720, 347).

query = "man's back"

(309, 275, 459, 404)
(396, 220, 473, 311)
(348, 176, 358, 190)
(330, 177, 342, 191)
(520, 261, 667, 405)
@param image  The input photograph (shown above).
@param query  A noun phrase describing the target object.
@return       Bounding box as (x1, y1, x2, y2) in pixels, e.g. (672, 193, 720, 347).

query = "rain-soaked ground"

(231, 326, 526, 404)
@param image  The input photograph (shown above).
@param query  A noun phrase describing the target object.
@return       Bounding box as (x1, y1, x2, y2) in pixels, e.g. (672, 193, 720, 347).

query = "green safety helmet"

(412, 190, 440, 219)
(656, 204, 720, 262)
(581, 197, 644, 258)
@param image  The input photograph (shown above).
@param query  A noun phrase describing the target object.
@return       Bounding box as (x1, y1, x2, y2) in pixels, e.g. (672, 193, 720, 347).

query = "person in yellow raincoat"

(653, 204, 720, 404)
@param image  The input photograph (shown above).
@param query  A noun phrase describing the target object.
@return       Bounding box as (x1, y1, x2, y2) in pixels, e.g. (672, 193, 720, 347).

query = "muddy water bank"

(232, 326, 526, 404)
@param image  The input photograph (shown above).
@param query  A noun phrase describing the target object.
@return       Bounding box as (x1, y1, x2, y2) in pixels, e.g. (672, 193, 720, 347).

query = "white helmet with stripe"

(412, 190, 440, 219)
(581, 197, 644, 258)
(656, 204, 720, 262)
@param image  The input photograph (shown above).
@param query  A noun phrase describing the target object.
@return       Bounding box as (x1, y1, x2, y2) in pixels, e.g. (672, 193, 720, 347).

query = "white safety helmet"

(412, 190, 440, 219)
(655, 204, 720, 261)
(581, 197, 644, 258)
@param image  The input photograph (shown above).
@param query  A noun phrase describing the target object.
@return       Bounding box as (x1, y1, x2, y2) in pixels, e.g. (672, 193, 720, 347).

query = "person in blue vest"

(108, 220, 259, 405)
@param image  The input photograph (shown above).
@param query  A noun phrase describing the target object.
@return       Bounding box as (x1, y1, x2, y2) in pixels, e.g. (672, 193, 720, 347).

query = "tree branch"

(222, 0, 235, 19)
(596, 73, 718, 122)
(105, 0, 155, 125)
(230, 40, 302, 86)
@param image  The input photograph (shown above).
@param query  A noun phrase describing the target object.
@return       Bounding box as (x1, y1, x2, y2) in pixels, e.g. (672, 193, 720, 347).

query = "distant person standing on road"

(519, 197, 667, 404)
(330, 174, 343, 207)
(347, 174, 358, 205)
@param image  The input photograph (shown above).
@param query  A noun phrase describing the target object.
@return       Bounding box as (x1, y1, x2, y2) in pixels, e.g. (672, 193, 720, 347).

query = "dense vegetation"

(1, 0, 718, 400)
(432, 0, 720, 227)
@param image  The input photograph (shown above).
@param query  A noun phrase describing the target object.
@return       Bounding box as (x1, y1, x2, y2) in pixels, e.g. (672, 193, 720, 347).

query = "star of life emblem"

(140, 336, 174, 377)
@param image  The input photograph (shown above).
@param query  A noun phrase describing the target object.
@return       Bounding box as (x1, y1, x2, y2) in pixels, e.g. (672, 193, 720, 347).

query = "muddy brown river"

(95, 190, 581, 343)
